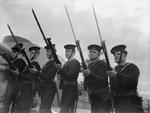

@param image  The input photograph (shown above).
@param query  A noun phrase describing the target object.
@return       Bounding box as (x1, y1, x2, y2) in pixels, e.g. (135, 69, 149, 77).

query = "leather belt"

(22, 81, 32, 84)
(117, 90, 137, 96)
(63, 80, 77, 86)
(92, 87, 109, 94)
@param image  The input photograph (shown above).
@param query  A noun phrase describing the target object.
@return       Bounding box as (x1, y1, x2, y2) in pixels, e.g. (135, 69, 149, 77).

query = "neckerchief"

(88, 58, 100, 67)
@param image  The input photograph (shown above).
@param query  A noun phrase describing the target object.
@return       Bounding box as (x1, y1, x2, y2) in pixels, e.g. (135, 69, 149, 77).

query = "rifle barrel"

(32, 9, 48, 45)
(91, 4, 103, 42)
(91, 4, 114, 113)
(7, 25, 32, 67)
(64, 5, 87, 69)
(7, 24, 18, 44)
(64, 5, 77, 42)
(32, 9, 61, 64)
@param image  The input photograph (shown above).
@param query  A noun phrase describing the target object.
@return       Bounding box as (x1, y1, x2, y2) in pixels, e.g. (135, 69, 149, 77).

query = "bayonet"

(65, 5, 87, 69)
(91, 4, 115, 113)
(7, 24, 31, 67)
(32, 9, 61, 64)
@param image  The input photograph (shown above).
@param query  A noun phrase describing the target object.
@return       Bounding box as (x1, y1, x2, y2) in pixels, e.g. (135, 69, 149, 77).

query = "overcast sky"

(0, 0, 150, 95)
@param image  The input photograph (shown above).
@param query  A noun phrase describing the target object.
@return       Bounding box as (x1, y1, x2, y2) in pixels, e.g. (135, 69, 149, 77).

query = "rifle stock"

(65, 6, 87, 113)
(102, 41, 114, 113)
(20, 48, 33, 68)
(32, 8, 61, 106)
(46, 38, 61, 64)
(101, 41, 112, 71)
(76, 40, 87, 69)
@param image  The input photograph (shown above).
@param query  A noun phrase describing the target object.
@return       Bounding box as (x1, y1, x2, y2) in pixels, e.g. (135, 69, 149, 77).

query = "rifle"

(7, 24, 32, 68)
(64, 5, 87, 70)
(91, 4, 115, 113)
(65, 5, 87, 113)
(32, 9, 61, 107)
(32, 9, 61, 64)
(0, 51, 16, 70)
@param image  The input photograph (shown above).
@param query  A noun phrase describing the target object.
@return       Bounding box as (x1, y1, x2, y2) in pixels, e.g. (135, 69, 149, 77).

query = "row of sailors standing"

(0, 39, 143, 113)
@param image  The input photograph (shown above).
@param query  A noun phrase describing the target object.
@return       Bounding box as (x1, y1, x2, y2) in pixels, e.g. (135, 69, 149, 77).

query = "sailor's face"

(12, 51, 18, 58)
(89, 49, 100, 60)
(65, 49, 73, 59)
(30, 50, 36, 58)
(29, 50, 40, 60)
(114, 51, 121, 63)
(46, 49, 52, 59)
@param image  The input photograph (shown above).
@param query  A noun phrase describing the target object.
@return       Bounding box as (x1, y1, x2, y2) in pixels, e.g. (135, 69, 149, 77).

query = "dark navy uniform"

(1, 43, 28, 113)
(59, 44, 81, 113)
(3, 58, 27, 113)
(84, 44, 110, 113)
(12, 44, 40, 113)
(28, 46, 41, 108)
(30, 61, 41, 100)
(13, 59, 31, 113)
(110, 45, 143, 113)
(38, 45, 57, 113)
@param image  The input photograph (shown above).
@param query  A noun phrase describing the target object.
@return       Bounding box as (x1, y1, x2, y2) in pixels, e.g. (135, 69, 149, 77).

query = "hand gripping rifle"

(32, 9, 61, 107)
(7, 24, 38, 113)
(0, 51, 16, 71)
(7, 24, 32, 68)
(91, 4, 115, 113)
(65, 5, 87, 113)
